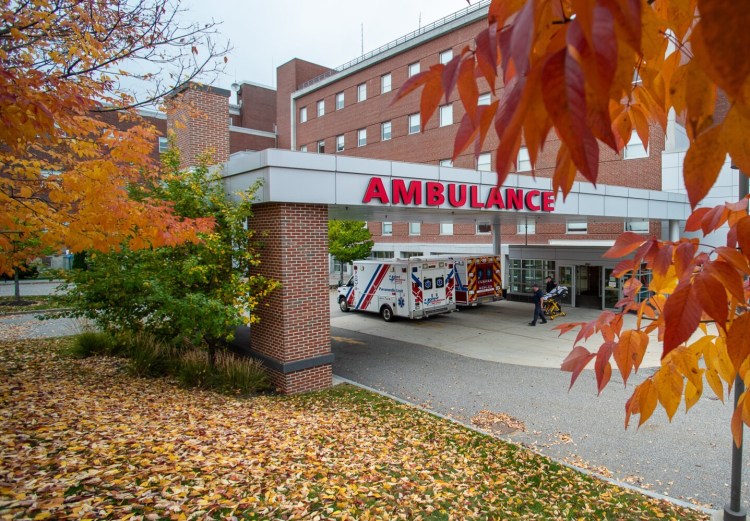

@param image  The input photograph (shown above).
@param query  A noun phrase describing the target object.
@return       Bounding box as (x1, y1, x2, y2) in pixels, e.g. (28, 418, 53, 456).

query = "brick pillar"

(167, 83, 230, 168)
(247, 203, 332, 394)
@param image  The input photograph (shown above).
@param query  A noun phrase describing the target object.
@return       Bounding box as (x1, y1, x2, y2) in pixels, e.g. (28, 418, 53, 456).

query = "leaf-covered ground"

(0, 339, 709, 520)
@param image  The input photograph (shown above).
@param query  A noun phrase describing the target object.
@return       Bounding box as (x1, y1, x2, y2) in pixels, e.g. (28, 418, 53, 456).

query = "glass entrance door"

(603, 267, 620, 309)
(557, 265, 574, 306)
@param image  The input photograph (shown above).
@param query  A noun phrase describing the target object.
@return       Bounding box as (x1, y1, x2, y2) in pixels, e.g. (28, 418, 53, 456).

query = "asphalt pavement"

(330, 293, 746, 514)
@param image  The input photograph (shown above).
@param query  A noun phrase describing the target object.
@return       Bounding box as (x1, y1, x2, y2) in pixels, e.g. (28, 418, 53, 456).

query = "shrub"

(176, 348, 269, 395)
(126, 331, 175, 377)
(177, 348, 213, 389)
(213, 350, 270, 395)
(69, 331, 115, 358)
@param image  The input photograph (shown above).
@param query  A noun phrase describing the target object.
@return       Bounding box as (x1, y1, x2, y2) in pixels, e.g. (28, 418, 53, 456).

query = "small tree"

(328, 220, 374, 284)
(58, 145, 279, 357)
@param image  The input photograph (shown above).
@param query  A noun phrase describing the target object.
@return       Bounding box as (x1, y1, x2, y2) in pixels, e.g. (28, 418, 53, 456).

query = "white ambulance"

(452, 255, 503, 306)
(337, 257, 456, 321)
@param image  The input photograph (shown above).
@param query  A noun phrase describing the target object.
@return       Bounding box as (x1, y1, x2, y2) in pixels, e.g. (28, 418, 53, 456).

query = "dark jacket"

(532, 288, 544, 305)
(545, 279, 556, 293)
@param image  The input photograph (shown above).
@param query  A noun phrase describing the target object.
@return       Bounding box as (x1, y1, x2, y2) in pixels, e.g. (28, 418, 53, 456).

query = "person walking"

(529, 282, 547, 326)
(545, 275, 556, 294)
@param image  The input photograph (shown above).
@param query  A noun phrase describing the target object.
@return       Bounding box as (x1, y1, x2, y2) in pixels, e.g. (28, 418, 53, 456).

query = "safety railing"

(298, 0, 490, 90)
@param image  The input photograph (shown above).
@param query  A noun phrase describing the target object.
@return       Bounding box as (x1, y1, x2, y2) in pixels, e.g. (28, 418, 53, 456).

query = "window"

(440, 49, 453, 65)
(440, 159, 453, 167)
(317, 140, 325, 153)
(336, 135, 345, 152)
(408, 113, 420, 134)
(299, 106, 307, 123)
(518, 221, 536, 234)
(408, 62, 420, 77)
(626, 220, 650, 233)
(567, 221, 588, 233)
(476, 223, 492, 234)
(382, 222, 393, 236)
(317, 100, 325, 117)
(371, 250, 395, 259)
(517, 147, 531, 171)
(624, 131, 648, 159)
(158, 137, 169, 153)
(439, 104, 453, 127)
(381, 121, 392, 141)
(401, 251, 424, 258)
(507, 259, 556, 295)
(336, 92, 344, 110)
(478, 92, 491, 106)
(409, 222, 421, 235)
(358, 128, 367, 147)
(357, 83, 367, 102)
(477, 153, 491, 171)
(300, 145, 308, 152)
(381, 73, 392, 93)
(440, 223, 454, 235)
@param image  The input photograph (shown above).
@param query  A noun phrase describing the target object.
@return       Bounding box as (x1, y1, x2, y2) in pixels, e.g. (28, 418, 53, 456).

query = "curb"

(0, 308, 72, 317)
(332, 374, 717, 517)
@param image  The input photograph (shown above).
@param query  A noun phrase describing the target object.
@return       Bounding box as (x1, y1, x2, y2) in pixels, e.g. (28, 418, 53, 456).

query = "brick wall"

(97, 110, 167, 163)
(167, 83, 231, 168)
(237, 83, 277, 133)
(277, 59, 333, 150)
(247, 203, 331, 394)
(230, 130, 276, 153)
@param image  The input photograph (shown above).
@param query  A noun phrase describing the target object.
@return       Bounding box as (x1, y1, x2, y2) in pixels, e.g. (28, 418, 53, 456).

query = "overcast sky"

(180, 0, 475, 92)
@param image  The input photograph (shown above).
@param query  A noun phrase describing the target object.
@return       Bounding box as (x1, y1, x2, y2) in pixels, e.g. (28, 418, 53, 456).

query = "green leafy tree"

(58, 144, 279, 354)
(328, 220, 374, 283)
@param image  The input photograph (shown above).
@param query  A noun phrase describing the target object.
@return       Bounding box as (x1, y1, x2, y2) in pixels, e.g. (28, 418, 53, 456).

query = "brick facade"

(280, 14, 665, 248)
(167, 83, 231, 168)
(247, 203, 332, 394)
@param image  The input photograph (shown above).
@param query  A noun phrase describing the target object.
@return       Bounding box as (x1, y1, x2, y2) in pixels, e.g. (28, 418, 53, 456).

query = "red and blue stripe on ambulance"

(356, 263, 390, 310)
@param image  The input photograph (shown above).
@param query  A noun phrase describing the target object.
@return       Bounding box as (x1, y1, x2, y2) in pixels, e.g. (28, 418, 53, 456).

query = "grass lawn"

(0, 296, 61, 314)
(0, 338, 709, 520)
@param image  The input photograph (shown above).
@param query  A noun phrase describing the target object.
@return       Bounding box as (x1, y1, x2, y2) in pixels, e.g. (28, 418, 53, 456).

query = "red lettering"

(363, 177, 389, 204)
(392, 179, 422, 205)
(542, 191, 555, 212)
(470, 186, 485, 208)
(525, 190, 541, 211)
(448, 184, 467, 207)
(506, 188, 523, 210)
(485, 187, 506, 209)
(426, 182, 445, 206)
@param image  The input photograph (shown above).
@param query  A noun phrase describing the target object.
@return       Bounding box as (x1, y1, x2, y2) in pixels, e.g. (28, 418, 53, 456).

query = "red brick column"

(247, 203, 332, 394)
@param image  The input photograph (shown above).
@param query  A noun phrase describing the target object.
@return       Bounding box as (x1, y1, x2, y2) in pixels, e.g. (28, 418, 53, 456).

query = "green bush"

(126, 332, 175, 377)
(69, 331, 115, 358)
(177, 348, 213, 389)
(176, 348, 269, 395)
(214, 350, 270, 395)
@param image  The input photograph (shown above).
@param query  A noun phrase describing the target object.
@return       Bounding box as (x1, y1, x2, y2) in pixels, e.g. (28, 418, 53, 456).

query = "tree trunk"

(13, 267, 20, 303)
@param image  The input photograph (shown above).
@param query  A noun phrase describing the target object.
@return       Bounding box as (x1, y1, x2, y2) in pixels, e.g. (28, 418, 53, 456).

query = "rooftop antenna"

(419, 12, 422, 29)
(361, 23, 364, 55)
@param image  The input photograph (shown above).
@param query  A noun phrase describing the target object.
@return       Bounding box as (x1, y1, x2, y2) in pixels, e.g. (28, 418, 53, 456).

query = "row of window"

(377, 219, 649, 237)
(300, 126, 647, 166)
(299, 107, 453, 153)
(299, 48, 456, 124)
(380, 222, 491, 236)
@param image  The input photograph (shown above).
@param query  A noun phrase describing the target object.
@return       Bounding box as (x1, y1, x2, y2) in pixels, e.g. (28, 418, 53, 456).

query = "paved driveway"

(330, 291, 745, 512)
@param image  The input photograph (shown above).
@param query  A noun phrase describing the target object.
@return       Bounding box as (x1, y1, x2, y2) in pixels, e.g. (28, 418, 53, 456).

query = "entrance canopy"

(223, 149, 690, 225)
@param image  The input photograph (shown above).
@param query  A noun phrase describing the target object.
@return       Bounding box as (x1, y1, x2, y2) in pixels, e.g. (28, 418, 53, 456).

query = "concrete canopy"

(223, 149, 690, 225)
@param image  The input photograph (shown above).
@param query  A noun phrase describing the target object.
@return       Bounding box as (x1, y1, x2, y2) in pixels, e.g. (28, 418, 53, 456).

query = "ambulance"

(452, 255, 503, 306)
(337, 257, 456, 321)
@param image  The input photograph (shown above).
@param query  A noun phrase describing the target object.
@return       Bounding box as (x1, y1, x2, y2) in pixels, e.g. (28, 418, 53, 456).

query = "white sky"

(181, 0, 474, 92)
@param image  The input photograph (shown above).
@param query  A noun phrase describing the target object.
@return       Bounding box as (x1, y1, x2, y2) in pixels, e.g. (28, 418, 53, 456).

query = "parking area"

(330, 289, 664, 369)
